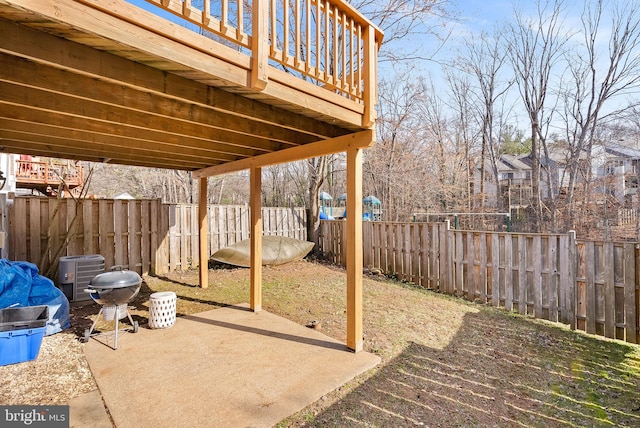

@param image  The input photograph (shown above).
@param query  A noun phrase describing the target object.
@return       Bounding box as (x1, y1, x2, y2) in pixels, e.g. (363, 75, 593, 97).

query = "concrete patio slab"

(83, 304, 380, 428)
(69, 389, 112, 428)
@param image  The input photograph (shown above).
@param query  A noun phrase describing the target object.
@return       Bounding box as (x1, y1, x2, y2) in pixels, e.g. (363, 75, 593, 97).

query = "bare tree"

(352, 0, 453, 63)
(365, 71, 424, 220)
(39, 164, 96, 279)
(559, 0, 640, 230)
(458, 30, 513, 212)
(445, 70, 478, 212)
(505, 0, 570, 231)
(416, 77, 469, 213)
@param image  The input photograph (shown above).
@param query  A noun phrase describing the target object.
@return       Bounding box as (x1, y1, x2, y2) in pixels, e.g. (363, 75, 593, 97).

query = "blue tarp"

(0, 259, 70, 335)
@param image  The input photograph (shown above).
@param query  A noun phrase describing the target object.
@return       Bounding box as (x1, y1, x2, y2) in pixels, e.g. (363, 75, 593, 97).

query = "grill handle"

(85, 289, 97, 294)
(110, 265, 125, 271)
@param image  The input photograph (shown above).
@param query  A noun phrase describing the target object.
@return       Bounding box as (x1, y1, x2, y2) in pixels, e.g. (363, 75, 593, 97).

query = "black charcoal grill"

(81, 267, 141, 349)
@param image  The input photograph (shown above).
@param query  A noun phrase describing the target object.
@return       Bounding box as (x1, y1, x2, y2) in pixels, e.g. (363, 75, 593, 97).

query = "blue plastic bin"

(0, 326, 46, 366)
(0, 305, 49, 332)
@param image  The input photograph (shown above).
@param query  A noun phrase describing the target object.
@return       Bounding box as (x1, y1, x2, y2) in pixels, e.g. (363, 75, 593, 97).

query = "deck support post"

(250, 166, 263, 312)
(346, 146, 364, 352)
(198, 177, 208, 289)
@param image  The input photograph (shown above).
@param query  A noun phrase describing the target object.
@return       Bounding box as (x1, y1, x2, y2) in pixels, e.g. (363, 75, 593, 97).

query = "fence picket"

(454, 231, 463, 295)
(420, 224, 429, 288)
(479, 232, 487, 304)
(141, 201, 150, 275)
(49, 200, 61, 268)
(585, 242, 596, 334)
(394, 223, 402, 278)
(82, 201, 93, 255)
(411, 224, 420, 285)
(466, 232, 474, 300)
(113, 200, 124, 267)
(604, 242, 615, 338)
(624, 244, 637, 343)
(491, 233, 499, 307)
(517, 234, 527, 315)
(504, 234, 513, 311)
(439, 223, 449, 293)
(533, 235, 542, 318)
(65, 200, 78, 256)
(150, 199, 160, 274)
(548, 236, 558, 322)
(403, 224, 411, 283)
(28, 198, 40, 262)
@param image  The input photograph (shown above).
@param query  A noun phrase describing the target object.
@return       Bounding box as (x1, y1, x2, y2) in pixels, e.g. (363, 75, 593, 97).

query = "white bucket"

(102, 304, 128, 321)
(148, 291, 177, 329)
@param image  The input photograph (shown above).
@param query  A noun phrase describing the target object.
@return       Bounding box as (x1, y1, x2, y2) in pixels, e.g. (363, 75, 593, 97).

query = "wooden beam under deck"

(193, 130, 375, 178)
(0, 121, 240, 165)
(0, 55, 319, 148)
(0, 81, 289, 155)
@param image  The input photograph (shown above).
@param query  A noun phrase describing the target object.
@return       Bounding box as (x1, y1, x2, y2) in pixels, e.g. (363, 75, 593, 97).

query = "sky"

(381, 0, 640, 133)
(425, 0, 582, 62)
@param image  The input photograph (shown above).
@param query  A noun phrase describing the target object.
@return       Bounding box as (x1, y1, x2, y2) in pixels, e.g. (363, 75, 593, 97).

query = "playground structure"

(320, 192, 382, 221)
(319, 192, 334, 218)
(362, 195, 382, 221)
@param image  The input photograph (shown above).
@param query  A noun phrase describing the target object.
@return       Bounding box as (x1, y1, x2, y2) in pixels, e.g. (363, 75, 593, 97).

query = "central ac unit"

(58, 255, 105, 302)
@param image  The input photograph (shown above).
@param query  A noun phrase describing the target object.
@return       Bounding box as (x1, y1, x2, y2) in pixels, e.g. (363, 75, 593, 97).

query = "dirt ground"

(2, 259, 640, 427)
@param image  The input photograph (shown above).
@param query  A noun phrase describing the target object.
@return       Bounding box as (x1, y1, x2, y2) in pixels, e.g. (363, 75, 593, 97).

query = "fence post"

(568, 230, 577, 330)
(446, 221, 454, 294)
(438, 220, 450, 292)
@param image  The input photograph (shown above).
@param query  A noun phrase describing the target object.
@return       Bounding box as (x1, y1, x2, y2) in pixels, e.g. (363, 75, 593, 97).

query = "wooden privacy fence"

(8, 197, 306, 275)
(163, 204, 306, 272)
(319, 220, 639, 344)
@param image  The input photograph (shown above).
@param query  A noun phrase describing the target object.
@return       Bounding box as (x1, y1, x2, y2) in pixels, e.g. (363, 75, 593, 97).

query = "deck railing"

(146, 0, 382, 125)
(15, 160, 84, 189)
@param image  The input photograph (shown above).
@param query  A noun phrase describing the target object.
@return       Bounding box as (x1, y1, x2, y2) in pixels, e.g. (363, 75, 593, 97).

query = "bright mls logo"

(1, 406, 68, 427)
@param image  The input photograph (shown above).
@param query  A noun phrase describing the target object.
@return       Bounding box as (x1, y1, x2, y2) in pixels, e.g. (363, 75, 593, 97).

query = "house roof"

(500, 154, 531, 171)
(605, 143, 640, 160)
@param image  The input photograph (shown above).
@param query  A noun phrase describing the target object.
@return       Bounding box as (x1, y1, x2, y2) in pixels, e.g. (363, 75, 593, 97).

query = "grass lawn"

(134, 259, 640, 427)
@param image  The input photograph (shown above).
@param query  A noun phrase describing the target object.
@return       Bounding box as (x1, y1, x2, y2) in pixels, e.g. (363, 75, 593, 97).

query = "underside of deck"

(0, 0, 377, 171)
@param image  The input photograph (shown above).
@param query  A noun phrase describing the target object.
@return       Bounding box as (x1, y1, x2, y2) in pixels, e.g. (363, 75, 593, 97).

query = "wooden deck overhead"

(0, 0, 381, 353)
(0, 0, 381, 170)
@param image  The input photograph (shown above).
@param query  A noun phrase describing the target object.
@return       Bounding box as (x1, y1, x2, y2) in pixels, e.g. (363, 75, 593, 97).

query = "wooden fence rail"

(319, 220, 639, 344)
(8, 197, 306, 276)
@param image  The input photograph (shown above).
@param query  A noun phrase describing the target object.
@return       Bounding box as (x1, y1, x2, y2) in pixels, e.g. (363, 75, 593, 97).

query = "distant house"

(473, 140, 640, 211)
(599, 143, 640, 204)
(472, 153, 555, 209)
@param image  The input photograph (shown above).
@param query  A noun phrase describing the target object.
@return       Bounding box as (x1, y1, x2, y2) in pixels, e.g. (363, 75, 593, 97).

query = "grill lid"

(90, 270, 142, 289)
